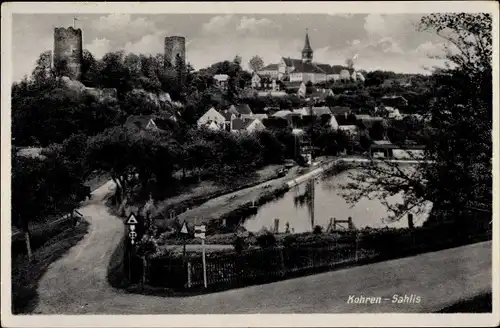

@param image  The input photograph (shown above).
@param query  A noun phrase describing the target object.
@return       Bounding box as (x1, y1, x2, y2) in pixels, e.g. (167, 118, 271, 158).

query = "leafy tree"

(12, 150, 85, 259)
(31, 50, 54, 82)
(233, 55, 242, 68)
(81, 49, 101, 87)
(342, 13, 492, 224)
(99, 51, 132, 97)
(249, 55, 264, 72)
(369, 120, 388, 141)
(86, 125, 180, 201)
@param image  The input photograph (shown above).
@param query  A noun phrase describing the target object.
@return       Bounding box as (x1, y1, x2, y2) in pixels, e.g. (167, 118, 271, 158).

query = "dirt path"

(32, 179, 492, 314)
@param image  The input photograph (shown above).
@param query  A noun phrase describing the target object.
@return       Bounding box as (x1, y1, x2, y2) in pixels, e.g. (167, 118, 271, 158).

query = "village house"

(213, 74, 230, 89)
(125, 115, 160, 131)
(206, 121, 221, 131)
(251, 73, 262, 88)
(259, 31, 364, 85)
(257, 64, 280, 79)
(381, 95, 409, 108)
(253, 113, 269, 121)
(236, 103, 254, 120)
(197, 107, 226, 129)
(226, 105, 240, 116)
(230, 118, 266, 134)
(307, 88, 334, 102)
(221, 111, 236, 131)
(330, 106, 353, 116)
(334, 111, 359, 135)
(272, 109, 294, 118)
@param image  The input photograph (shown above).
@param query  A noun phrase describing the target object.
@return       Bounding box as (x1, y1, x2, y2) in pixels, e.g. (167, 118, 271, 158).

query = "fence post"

(142, 257, 147, 287)
(355, 232, 359, 263)
(280, 248, 285, 276)
(187, 261, 192, 288)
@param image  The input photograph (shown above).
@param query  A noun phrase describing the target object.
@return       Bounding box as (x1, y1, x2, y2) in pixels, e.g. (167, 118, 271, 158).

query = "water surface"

(242, 168, 432, 233)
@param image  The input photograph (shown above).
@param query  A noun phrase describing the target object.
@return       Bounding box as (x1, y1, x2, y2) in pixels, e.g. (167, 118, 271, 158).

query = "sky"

(11, 13, 448, 82)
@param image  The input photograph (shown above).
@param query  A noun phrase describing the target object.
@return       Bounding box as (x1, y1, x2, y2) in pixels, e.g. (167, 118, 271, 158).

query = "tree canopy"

(342, 13, 492, 224)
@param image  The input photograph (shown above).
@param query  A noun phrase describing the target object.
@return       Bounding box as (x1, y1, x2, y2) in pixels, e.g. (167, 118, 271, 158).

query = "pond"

(242, 167, 432, 234)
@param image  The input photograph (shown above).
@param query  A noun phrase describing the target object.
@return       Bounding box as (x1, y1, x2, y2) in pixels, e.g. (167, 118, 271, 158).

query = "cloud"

(201, 15, 234, 34)
(415, 41, 445, 56)
(187, 37, 303, 71)
(364, 14, 387, 37)
(123, 31, 166, 55)
(378, 37, 404, 54)
(93, 14, 160, 45)
(237, 16, 278, 32)
(361, 15, 409, 55)
(85, 38, 112, 59)
(201, 15, 280, 38)
(12, 36, 52, 82)
(95, 14, 156, 33)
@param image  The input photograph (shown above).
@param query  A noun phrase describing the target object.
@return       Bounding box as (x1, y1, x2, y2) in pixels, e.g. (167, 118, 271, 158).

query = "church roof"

(282, 57, 303, 68)
(281, 59, 349, 75)
(260, 64, 279, 71)
(291, 62, 325, 74)
(303, 30, 313, 53)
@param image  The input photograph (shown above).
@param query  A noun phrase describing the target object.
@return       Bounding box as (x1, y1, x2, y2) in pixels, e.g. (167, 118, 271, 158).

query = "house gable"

(197, 107, 225, 126)
(145, 119, 158, 130)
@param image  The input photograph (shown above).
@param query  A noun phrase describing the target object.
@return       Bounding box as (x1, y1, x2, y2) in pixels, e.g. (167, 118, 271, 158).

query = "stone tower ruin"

(164, 36, 186, 70)
(53, 27, 83, 81)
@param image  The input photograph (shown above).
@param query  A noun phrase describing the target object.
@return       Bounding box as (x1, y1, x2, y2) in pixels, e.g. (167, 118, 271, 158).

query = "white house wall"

(197, 108, 226, 127)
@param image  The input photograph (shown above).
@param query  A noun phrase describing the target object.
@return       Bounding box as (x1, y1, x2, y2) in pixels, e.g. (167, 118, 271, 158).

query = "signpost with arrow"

(126, 213, 139, 245)
(125, 213, 139, 283)
(180, 221, 189, 262)
(194, 223, 207, 288)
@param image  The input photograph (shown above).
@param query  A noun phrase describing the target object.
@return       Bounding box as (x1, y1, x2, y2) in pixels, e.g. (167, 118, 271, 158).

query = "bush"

(313, 225, 323, 234)
(255, 228, 277, 248)
(232, 234, 249, 253)
(282, 234, 298, 248)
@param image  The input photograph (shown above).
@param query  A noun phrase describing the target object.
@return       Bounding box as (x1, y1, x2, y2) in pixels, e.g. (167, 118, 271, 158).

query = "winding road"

(33, 180, 492, 314)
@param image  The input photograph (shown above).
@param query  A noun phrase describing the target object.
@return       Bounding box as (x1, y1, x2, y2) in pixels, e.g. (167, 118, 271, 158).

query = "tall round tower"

(164, 36, 186, 70)
(53, 27, 83, 81)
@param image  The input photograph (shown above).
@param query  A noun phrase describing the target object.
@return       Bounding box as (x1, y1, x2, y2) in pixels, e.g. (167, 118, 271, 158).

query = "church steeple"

(302, 28, 313, 63)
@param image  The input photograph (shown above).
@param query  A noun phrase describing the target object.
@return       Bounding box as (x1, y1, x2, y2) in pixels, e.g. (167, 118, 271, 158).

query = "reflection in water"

(242, 169, 432, 233)
(292, 179, 316, 229)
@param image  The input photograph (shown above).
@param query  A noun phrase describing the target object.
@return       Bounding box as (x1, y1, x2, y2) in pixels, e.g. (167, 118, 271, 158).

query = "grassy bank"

(11, 220, 89, 314)
(152, 165, 284, 220)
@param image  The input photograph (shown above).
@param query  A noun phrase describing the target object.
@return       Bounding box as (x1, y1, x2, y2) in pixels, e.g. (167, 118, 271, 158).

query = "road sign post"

(194, 224, 207, 288)
(125, 213, 139, 282)
(180, 221, 189, 264)
(202, 238, 207, 288)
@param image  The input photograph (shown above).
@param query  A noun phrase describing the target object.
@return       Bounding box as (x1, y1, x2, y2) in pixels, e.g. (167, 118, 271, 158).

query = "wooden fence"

(146, 245, 357, 289)
(139, 213, 492, 291)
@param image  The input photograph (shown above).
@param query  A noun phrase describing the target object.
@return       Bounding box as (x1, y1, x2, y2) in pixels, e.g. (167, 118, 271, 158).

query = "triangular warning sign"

(126, 213, 138, 225)
(180, 221, 188, 234)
